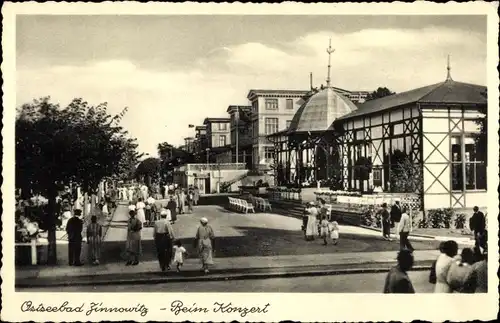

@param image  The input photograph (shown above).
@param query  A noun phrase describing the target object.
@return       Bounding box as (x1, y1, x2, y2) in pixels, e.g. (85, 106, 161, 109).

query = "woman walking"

(305, 202, 318, 241)
(193, 186, 200, 206)
(125, 210, 142, 266)
(136, 198, 146, 225)
(86, 215, 103, 265)
(434, 240, 459, 293)
(194, 217, 215, 274)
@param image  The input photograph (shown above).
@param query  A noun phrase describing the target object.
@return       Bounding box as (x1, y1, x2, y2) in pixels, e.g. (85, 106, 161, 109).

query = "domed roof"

(287, 87, 358, 134)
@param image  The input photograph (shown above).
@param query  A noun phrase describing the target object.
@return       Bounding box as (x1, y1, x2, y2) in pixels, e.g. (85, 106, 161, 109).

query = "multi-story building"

(183, 137, 195, 153)
(193, 125, 207, 153)
(247, 89, 310, 170)
(203, 117, 231, 148)
(227, 105, 253, 169)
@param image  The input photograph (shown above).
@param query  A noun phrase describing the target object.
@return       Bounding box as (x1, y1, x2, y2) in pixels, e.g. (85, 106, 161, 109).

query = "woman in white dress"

(136, 198, 146, 224)
(434, 240, 459, 293)
(305, 202, 318, 241)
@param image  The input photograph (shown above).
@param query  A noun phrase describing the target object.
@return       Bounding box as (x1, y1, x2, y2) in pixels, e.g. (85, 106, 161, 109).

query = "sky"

(16, 15, 487, 156)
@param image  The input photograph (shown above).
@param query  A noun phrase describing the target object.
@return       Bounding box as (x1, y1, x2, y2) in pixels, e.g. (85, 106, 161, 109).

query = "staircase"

(220, 171, 250, 192)
(268, 199, 305, 219)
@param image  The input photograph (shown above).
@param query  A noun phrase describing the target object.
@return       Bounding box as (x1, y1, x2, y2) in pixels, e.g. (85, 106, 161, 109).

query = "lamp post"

(235, 109, 239, 165)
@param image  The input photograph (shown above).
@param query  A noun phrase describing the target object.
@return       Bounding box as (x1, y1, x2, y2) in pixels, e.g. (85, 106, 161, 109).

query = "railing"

(186, 163, 247, 171)
(267, 187, 302, 201)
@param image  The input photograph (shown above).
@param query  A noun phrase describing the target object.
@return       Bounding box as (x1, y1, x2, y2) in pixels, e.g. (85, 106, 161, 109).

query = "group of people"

(65, 210, 103, 266)
(384, 237, 488, 294)
(125, 207, 216, 274)
(302, 199, 340, 245)
(379, 200, 414, 251)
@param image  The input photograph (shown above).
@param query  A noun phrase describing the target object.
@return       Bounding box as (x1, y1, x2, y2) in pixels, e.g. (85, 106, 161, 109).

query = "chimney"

(310, 72, 313, 90)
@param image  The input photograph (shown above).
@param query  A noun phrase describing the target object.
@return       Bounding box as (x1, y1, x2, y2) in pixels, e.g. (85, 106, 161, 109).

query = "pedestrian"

(465, 250, 488, 293)
(434, 240, 458, 293)
(329, 219, 339, 245)
(101, 200, 109, 218)
(318, 198, 328, 233)
(319, 215, 329, 245)
(136, 198, 146, 225)
(301, 203, 309, 233)
(469, 206, 486, 255)
(187, 189, 194, 213)
(153, 209, 175, 271)
(177, 189, 186, 214)
(380, 203, 392, 241)
(125, 210, 142, 266)
(167, 195, 178, 223)
(173, 240, 188, 272)
(305, 202, 318, 241)
(397, 207, 414, 251)
(390, 199, 402, 230)
(193, 185, 200, 206)
(383, 249, 415, 293)
(66, 209, 84, 266)
(128, 186, 134, 202)
(86, 215, 103, 265)
(447, 248, 475, 293)
(145, 195, 156, 227)
(194, 217, 215, 274)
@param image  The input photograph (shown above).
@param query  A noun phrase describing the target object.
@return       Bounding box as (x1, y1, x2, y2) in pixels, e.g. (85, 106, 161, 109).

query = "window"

(265, 147, 275, 161)
(373, 168, 382, 186)
(355, 130, 365, 141)
(286, 99, 293, 109)
(451, 136, 486, 191)
(265, 99, 278, 110)
(391, 123, 404, 136)
(265, 118, 279, 135)
(286, 120, 292, 129)
(219, 135, 226, 147)
(218, 123, 227, 131)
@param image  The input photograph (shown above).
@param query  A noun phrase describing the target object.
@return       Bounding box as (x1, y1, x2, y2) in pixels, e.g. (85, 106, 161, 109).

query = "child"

(173, 240, 188, 272)
(329, 220, 340, 245)
(320, 216, 330, 245)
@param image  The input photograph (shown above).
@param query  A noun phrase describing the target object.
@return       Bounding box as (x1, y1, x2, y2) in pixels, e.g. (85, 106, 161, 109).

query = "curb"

(358, 225, 472, 241)
(16, 262, 432, 288)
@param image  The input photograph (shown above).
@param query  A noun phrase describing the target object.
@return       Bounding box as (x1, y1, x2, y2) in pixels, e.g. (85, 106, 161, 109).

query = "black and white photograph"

(2, 2, 498, 322)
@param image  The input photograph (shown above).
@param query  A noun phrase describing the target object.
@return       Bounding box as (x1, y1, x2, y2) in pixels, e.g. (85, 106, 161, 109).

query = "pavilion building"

(269, 49, 487, 211)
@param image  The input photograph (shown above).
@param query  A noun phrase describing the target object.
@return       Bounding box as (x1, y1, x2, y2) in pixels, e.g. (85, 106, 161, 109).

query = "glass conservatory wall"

(421, 106, 487, 209)
(342, 104, 422, 194)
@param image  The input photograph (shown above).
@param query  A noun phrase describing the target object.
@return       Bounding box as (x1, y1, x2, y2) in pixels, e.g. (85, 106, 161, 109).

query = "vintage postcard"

(2, 1, 499, 322)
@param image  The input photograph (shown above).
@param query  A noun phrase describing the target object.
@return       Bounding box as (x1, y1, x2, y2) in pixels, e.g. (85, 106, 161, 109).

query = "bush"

(421, 208, 455, 229)
(454, 213, 467, 229)
(360, 205, 381, 228)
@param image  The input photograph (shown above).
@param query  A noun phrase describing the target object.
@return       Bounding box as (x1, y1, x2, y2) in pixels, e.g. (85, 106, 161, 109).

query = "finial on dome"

(326, 38, 335, 88)
(446, 54, 453, 81)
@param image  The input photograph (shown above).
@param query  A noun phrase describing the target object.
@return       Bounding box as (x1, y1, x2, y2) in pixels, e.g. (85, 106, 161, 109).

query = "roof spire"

(326, 38, 335, 88)
(446, 54, 453, 81)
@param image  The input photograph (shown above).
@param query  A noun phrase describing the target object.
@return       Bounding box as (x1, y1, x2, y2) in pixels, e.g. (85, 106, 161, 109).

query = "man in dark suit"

(390, 200, 402, 230)
(469, 206, 486, 254)
(66, 209, 84, 266)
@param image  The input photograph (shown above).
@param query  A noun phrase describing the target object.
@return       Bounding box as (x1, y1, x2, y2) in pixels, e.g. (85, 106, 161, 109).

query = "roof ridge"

(418, 80, 450, 102)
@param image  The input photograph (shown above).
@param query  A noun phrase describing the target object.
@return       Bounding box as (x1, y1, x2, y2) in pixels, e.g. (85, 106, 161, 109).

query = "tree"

(390, 151, 422, 193)
(366, 87, 396, 101)
(135, 157, 161, 188)
(16, 97, 140, 264)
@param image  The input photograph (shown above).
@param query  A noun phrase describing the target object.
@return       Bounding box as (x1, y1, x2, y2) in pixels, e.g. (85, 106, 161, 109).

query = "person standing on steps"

(397, 207, 414, 252)
(66, 209, 84, 266)
(166, 195, 177, 224)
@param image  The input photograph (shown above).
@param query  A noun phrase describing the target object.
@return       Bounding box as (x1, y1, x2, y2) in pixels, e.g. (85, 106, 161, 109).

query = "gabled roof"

(337, 79, 487, 121)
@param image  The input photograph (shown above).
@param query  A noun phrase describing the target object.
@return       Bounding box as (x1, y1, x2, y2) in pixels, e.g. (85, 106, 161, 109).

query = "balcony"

(186, 163, 247, 171)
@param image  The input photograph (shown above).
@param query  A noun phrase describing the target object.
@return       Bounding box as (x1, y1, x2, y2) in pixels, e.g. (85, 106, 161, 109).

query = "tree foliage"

(16, 97, 140, 263)
(366, 87, 396, 101)
(135, 157, 161, 187)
